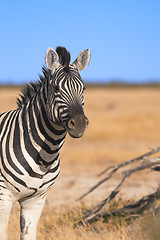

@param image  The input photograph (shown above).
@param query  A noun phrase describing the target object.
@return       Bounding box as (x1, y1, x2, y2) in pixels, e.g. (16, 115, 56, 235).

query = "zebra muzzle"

(67, 114, 89, 138)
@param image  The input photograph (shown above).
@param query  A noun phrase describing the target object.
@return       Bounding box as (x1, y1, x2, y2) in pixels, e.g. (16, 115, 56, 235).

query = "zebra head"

(45, 47, 91, 138)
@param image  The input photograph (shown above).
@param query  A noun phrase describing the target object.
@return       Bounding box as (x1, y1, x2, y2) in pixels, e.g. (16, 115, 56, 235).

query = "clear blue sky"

(0, 0, 160, 84)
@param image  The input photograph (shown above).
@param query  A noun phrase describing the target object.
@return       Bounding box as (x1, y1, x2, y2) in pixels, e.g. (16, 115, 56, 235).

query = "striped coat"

(0, 46, 90, 240)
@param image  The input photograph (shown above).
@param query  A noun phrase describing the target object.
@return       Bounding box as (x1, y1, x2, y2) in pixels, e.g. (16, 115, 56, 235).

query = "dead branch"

(77, 147, 160, 201)
(99, 146, 160, 176)
(84, 186, 160, 224)
(77, 147, 160, 224)
(83, 160, 160, 222)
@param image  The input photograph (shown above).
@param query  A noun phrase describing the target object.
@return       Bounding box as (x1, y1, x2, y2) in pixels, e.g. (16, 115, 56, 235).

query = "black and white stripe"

(0, 46, 90, 240)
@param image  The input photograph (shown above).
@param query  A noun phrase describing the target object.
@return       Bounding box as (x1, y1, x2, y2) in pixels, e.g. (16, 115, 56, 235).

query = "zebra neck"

(20, 92, 67, 167)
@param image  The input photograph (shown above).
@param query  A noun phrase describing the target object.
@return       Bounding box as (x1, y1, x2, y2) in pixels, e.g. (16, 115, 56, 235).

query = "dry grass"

(1, 86, 160, 239)
(8, 203, 160, 240)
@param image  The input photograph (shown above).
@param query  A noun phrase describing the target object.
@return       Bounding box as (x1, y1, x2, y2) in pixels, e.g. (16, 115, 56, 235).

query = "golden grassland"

(1, 86, 160, 239)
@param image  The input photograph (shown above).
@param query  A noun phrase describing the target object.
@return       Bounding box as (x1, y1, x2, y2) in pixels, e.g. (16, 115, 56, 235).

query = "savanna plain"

(1, 86, 160, 240)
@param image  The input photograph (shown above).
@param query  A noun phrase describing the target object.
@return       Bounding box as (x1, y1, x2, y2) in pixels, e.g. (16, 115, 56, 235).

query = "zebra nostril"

(70, 120, 75, 126)
(85, 117, 89, 127)
(68, 119, 75, 129)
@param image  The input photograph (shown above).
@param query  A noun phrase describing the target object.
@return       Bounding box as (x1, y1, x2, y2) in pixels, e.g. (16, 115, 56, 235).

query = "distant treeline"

(86, 81, 160, 88)
(1, 81, 160, 88)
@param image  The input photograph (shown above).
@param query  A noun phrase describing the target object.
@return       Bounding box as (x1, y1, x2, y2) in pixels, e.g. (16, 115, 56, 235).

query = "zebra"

(0, 46, 91, 240)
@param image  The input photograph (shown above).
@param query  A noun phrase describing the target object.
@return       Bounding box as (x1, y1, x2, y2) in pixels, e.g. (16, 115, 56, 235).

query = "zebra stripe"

(0, 46, 90, 240)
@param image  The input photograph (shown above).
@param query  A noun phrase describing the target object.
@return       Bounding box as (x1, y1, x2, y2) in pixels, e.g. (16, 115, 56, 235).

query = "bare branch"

(83, 161, 160, 222)
(77, 147, 160, 201)
(98, 146, 160, 177)
(77, 147, 160, 224)
(97, 166, 115, 177)
(85, 186, 160, 224)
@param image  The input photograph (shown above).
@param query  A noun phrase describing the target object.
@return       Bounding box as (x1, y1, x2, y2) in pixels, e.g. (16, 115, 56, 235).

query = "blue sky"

(0, 0, 160, 84)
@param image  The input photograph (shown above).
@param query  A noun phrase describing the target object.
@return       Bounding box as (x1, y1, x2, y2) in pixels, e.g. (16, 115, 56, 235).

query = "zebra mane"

(17, 67, 50, 108)
(17, 47, 71, 108)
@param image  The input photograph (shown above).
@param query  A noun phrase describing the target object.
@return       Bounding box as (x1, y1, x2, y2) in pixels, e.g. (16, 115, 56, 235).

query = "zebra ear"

(45, 48, 60, 71)
(72, 49, 91, 71)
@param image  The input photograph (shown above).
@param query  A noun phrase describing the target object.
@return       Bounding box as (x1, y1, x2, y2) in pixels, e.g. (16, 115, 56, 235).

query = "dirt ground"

(0, 86, 160, 212)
